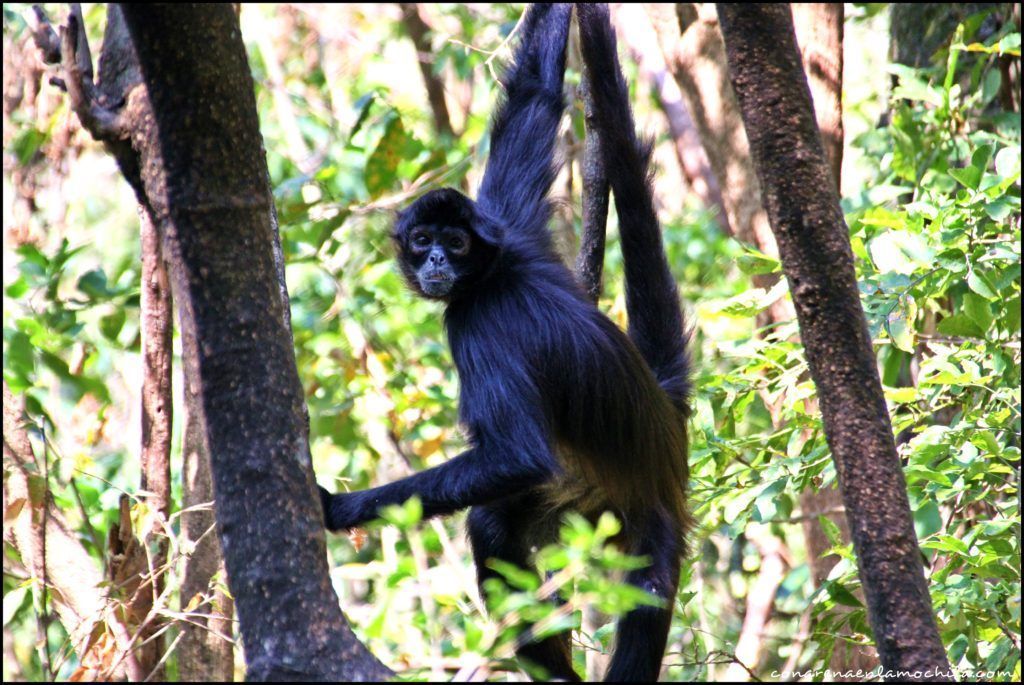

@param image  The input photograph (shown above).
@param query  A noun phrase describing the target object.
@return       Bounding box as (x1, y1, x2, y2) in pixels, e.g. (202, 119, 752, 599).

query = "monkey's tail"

(576, 3, 690, 409)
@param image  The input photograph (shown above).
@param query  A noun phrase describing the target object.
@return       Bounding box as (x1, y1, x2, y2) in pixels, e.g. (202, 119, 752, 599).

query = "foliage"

(691, 8, 1020, 680)
(2, 3, 1020, 682)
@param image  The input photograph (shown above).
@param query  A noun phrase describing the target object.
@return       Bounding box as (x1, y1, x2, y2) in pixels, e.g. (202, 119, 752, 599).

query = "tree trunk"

(716, 5, 951, 680)
(44, 4, 392, 680)
(179, 321, 236, 681)
(791, 5, 879, 678)
(3, 384, 139, 680)
(139, 207, 173, 679)
(115, 5, 392, 680)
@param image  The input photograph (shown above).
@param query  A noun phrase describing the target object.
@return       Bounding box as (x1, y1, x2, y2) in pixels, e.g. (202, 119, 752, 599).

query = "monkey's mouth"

(419, 272, 455, 297)
(423, 273, 451, 282)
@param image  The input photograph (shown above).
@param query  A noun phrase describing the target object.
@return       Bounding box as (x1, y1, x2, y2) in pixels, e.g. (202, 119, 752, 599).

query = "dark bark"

(574, 71, 609, 303)
(35, 3, 391, 680)
(115, 5, 391, 680)
(791, 5, 879, 677)
(716, 5, 952, 681)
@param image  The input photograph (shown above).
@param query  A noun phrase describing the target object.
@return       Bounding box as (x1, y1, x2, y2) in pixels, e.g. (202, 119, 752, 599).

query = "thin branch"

(26, 5, 61, 64)
(3, 382, 142, 680)
(55, 6, 124, 139)
(398, 3, 456, 139)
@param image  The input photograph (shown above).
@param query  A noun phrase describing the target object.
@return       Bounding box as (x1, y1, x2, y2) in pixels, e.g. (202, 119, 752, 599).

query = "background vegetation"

(3, 3, 1020, 681)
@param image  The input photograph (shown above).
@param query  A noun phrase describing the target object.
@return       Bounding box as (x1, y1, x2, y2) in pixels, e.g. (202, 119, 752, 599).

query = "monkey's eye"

(448, 236, 466, 252)
(412, 232, 431, 248)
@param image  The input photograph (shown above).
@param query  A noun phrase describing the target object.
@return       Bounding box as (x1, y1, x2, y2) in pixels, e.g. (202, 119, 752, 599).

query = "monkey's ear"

(471, 212, 504, 248)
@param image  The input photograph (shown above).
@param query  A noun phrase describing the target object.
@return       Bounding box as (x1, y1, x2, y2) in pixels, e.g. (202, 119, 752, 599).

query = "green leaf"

(869, 231, 934, 275)
(5, 331, 35, 377)
(365, 112, 409, 198)
(886, 386, 917, 403)
(5, 277, 29, 299)
(10, 126, 46, 166)
(348, 91, 378, 139)
(1001, 296, 1021, 333)
(980, 68, 1002, 107)
(971, 144, 994, 174)
(487, 559, 540, 591)
(736, 249, 781, 276)
(905, 465, 952, 487)
(885, 295, 917, 352)
(966, 269, 998, 299)
(962, 292, 993, 332)
(16, 244, 49, 270)
(827, 582, 864, 608)
(923, 534, 969, 555)
(77, 269, 114, 300)
(984, 198, 1014, 221)
(948, 633, 970, 664)
(819, 515, 843, 548)
(948, 165, 982, 190)
(936, 314, 984, 338)
(100, 309, 126, 342)
(889, 65, 944, 106)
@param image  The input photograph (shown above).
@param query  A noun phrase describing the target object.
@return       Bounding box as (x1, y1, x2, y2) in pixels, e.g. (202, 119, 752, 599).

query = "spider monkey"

(319, 4, 690, 681)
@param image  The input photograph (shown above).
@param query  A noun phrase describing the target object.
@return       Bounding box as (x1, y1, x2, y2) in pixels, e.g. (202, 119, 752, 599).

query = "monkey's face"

(404, 223, 473, 298)
(394, 189, 500, 301)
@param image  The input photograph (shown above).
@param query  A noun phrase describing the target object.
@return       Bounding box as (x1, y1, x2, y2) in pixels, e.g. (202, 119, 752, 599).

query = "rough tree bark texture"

(139, 207, 173, 678)
(114, 6, 392, 680)
(792, 4, 879, 677)
(26, 4, 390, 680)
(179, 325, 236, 682)
(716, 5, 951, 680)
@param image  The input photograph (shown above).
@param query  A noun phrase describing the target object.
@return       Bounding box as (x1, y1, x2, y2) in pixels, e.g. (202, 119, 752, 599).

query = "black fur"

(320, 4, 690, 681)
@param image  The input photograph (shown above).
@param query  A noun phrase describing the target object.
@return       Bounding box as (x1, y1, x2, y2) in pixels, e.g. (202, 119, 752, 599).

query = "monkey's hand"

(319, 485, 368, 532)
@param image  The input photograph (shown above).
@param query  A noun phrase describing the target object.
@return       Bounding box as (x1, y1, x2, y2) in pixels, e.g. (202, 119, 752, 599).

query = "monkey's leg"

(467, 499, 581, 682)
(605, 513, 681, 682)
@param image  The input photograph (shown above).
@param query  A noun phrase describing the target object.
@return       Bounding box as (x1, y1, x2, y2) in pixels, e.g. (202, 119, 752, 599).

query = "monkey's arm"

(477, 3, 572, 237)
(320, 442, 555, 531)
